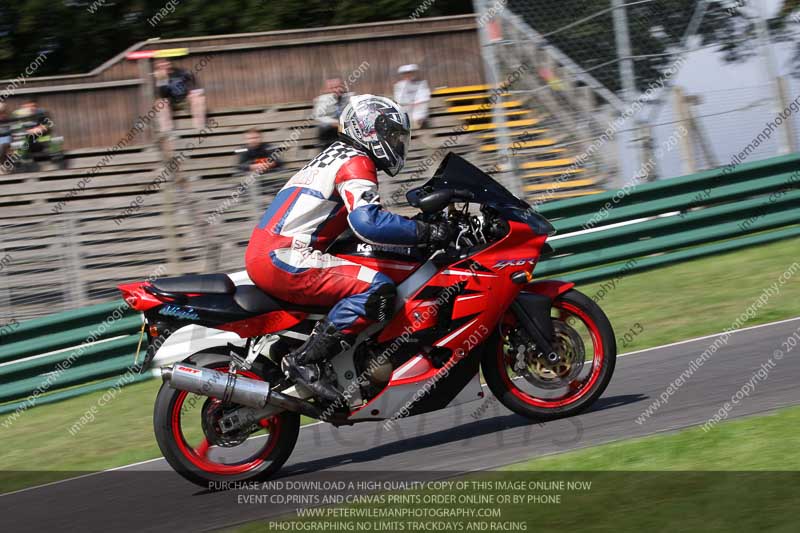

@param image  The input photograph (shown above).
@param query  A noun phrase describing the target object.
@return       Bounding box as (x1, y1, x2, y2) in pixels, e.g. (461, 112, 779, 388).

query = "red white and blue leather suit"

(245, 141, 419, 334)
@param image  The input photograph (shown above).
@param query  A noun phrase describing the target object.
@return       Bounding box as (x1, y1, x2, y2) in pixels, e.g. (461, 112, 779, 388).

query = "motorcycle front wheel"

(482, 289, 616, 421)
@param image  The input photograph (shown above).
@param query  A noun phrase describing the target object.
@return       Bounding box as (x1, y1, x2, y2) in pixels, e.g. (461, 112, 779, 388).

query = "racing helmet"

(339, 95, 411, 177)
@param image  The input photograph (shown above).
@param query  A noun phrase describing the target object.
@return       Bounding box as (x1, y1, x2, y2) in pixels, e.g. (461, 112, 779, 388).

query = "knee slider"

(364, 283, 396, 322)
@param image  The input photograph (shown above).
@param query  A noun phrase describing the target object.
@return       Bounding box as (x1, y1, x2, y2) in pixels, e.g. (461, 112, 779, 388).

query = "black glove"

(416, 220, 454, 248)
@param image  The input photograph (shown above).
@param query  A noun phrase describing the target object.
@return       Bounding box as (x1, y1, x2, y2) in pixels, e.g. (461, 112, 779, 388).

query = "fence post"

(638, 123, 656, 182)
(473, 0, 522, 197)
(673, 86, 696, 175)
(0, 236, 11, 316)
(612, 0, 650, 181)
(776, 76, 798, 153)
(685, 94, 719, 170)
(248, 174, 262, 225)
(61, 215, 87, 308)
(204, 188, 223, 273)
(137, 58, 155, 145)
(160, 159, 183, 276)
(756, 2, 792, 155)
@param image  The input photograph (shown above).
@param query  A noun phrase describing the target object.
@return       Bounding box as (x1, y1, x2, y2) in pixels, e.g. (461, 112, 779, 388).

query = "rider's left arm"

(335, 156, 421, 246)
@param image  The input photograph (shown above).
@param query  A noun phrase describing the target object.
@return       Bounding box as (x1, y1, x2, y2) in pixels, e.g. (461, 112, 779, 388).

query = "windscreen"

(422, 153, 530, 209)
(408, 153, 555, 236)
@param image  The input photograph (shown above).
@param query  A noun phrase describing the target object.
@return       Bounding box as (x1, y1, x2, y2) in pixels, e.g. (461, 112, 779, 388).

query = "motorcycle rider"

(245, 95, 451, 402)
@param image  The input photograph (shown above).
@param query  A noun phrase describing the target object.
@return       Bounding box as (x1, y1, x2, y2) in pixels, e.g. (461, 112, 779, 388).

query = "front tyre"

(153, 354, 300, 487)
(482, 289, 616, 421)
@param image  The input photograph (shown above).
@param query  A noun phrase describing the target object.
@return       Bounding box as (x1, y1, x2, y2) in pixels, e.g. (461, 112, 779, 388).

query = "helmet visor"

(376, 114, 410, 174)
(384, 122, 410, 158)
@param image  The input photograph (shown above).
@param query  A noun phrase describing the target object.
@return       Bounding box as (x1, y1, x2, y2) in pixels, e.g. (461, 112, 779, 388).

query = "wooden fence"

(0, 15, 483, 151)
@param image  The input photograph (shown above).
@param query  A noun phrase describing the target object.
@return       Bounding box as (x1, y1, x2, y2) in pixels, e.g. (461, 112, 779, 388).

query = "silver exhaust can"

(161, 363, 271, 409)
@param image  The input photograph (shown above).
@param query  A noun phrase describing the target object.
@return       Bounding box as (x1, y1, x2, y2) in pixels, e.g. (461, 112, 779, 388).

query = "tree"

(0, 0, 472, 79)
(772, 0, 800, 77)
(507, 0, 766, 93)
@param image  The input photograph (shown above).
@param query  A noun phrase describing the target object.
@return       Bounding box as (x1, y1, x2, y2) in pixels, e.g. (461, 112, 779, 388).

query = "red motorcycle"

(118, 153, 616, 487)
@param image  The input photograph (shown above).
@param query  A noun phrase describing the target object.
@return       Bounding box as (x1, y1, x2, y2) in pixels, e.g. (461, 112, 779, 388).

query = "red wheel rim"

(170, 367, 281, 475)
(498, 301, 604, 409)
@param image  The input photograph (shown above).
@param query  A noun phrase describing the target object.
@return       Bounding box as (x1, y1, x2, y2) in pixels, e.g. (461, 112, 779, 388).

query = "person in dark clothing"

(11, 99, 56, 168)
(237, 128, 280, 175)
(236, 128, 282, 198)
(154, 59, 206, 133)
(14, 100, 51, 139)
(0, 103, 12, 171)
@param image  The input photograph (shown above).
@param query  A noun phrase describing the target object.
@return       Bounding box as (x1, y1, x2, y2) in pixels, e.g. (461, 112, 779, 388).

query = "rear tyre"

(153, 352, 300, 487)
(482, 289, 616, 421)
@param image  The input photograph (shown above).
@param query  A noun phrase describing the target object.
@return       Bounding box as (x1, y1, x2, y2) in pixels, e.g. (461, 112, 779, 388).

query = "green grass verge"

(1, 237, 799, 494)
(0, 378, 163, 492)
(575, 236, 800, 353)
(234, 405, 800, 533)
(504, 403, 800, 471)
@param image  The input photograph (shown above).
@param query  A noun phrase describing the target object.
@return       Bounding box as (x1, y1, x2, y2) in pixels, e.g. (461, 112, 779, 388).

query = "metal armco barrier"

(1, 153, 798, 414)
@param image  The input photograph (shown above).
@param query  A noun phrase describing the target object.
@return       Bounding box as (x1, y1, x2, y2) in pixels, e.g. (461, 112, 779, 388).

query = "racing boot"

(281, 319, 352, 403)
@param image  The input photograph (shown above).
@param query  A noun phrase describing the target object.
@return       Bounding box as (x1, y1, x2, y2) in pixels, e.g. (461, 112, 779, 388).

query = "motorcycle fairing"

(522, 280, 575, 300)
(344, 221, 548, 420)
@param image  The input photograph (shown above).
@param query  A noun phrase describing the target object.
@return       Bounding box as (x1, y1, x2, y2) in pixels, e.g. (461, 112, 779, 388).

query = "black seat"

(151, 274, 235, 295)
(234, 285, 283, 314)
(234, 284, 331, 315)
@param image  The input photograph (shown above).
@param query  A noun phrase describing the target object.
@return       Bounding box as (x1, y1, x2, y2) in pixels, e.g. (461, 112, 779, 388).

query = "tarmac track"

(3, 317, 800, 532)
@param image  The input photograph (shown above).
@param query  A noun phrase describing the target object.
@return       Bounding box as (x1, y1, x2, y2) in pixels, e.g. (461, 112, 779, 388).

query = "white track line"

(3, 315, 799, 498)
(617, 315, 800, 357)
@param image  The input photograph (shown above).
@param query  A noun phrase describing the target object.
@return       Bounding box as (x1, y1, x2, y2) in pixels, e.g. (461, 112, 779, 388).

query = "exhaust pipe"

(161, 363, 322, 419)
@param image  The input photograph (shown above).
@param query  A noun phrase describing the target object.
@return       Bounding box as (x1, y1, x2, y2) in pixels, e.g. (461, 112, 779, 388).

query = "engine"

(353, 340, 421, 400)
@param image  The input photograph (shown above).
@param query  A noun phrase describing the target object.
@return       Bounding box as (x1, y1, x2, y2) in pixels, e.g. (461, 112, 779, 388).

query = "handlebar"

(408, 187, 475, 214)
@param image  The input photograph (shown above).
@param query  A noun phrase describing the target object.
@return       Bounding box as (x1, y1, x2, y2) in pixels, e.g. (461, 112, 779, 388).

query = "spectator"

(393, 64, 430, 131)
(0, 103, 11, 170)
(12, 99, 53, 161)
(7, 99, 65, 171)
(537, 66, 565, 92)
(237, 128, 280, 175)
(154, 58, 207, 134)
(312, 77, 352, 146)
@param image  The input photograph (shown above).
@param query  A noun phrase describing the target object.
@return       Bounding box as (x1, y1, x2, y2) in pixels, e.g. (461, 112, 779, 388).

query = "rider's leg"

(245, 241, 396, 402)
(281, 273, 396, 402)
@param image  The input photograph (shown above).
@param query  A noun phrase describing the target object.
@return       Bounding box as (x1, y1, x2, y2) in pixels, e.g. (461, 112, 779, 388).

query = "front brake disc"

(513, 321, 586, 390)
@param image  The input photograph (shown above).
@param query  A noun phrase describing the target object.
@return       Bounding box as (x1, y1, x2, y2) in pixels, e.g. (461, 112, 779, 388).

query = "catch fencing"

(476, 0, 800, 184)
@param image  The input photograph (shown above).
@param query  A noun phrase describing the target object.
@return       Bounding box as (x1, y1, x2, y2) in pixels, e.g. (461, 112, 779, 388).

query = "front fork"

(509, 295, 559, 363)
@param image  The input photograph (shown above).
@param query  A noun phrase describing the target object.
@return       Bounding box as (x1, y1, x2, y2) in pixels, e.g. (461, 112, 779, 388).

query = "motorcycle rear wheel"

(153, 351, 300, 488)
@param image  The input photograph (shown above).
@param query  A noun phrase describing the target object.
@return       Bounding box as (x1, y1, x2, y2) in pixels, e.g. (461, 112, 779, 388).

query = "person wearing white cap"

(393, 64, 430, 131)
